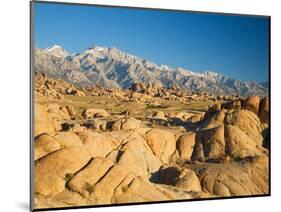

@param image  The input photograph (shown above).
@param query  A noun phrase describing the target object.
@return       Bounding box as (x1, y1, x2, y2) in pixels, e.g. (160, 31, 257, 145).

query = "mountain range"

(34, 45, 268, 96)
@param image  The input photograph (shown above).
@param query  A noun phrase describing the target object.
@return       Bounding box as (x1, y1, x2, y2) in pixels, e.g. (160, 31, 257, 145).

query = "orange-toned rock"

(177, 133, 196, 161)
(34, 133, 61, 160)
(34, 103, 55, 137)
(145, 129, 176, 163)
(34, 147, 92, 196)
(242, 95, 260, 115)
(259, 96, 269, 123)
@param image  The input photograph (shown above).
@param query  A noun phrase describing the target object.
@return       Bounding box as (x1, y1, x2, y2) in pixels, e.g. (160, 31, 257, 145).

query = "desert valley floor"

(33, 72, 269, 209)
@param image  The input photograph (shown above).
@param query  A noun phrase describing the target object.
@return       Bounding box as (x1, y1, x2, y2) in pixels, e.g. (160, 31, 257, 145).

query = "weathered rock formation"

(34, 100, 269, 209)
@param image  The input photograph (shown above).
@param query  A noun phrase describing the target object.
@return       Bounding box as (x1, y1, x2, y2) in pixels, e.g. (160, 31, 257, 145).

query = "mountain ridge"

(34, 44, 268, 97)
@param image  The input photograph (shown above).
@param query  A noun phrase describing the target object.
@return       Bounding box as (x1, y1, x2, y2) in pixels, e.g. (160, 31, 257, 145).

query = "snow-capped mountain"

(42, 45, 69, 58)
(34, 44, 268, 96)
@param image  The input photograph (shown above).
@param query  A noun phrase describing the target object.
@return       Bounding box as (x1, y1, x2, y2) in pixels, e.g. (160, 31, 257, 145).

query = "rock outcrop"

(111, 117, 141, 131)
(259, 97, 269, 124)
(145, 129, 176, 163)
(177, 133, 196, 161)
(192, 109, 267, 161)
(242, 95, 260, 115)
(82, 109, 110, 119)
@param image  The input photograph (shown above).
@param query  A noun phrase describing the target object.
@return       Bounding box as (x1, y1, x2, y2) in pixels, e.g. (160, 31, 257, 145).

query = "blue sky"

(34, 2, 269, 82)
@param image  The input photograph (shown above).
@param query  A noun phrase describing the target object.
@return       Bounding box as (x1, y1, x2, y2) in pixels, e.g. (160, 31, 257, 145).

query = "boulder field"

(33, 99, 269, 209)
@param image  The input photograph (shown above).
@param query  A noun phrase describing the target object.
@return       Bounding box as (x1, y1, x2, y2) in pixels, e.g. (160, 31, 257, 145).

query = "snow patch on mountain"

(43, 45, 69, 58)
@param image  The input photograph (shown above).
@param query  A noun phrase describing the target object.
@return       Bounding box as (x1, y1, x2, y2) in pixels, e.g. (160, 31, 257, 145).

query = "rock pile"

(35, 72, 235, 105)
(219, 95, 269, 124)
(192, 109, 267, 161)
(34, 103, 77, 137)
(130, 82, 218, 103)
(34, 72, 85, 98)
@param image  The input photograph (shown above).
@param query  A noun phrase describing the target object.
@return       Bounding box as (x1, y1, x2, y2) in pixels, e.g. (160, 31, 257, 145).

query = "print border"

(30, 1, 271, 211)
